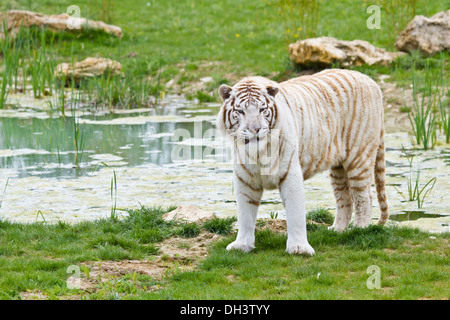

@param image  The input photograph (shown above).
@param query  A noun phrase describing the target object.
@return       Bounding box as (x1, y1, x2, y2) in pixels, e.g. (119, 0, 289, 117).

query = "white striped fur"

(217, 69, 389, 255)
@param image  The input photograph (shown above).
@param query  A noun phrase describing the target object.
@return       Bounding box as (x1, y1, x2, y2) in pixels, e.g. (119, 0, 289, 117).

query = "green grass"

(0, 205, 235, 299)
(1, 0, 449, 104)
(143, 223, 449, 300)
(306, 207, 334, 225)
(203, 217, 237, 236)
(0, 206, 448, 300)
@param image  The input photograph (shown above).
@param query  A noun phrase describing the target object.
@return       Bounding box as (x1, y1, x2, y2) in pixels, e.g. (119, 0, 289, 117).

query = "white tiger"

(216, 69, 389, 255)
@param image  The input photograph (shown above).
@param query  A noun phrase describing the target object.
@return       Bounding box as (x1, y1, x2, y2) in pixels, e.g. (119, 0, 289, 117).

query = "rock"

(0, 10, 122, 39)
(395, 10, 450, 56)
(289, 37, 404, 68)
(54, 57, 122, 84)
(162, 205, 215, 223)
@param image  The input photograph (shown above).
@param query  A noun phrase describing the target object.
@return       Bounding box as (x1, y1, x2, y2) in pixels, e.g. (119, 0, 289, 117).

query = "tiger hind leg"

(329, 166, 353, 231)
(347, 162, 375, 228)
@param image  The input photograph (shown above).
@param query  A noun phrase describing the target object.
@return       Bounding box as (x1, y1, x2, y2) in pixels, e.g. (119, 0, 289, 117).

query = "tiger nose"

(248, 127, 260, 134)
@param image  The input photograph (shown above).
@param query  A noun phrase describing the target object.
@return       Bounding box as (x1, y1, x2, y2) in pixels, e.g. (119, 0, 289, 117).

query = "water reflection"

(389, 211, 447, 222)
(0, 97, 222, 178)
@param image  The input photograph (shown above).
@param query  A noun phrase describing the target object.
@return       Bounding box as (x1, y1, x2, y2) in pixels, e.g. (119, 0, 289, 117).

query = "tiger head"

(216, 77, 279, 143)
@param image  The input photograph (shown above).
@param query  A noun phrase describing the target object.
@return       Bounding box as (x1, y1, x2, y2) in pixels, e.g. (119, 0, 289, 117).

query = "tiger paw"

(226, 241, 255, 253)
(286, 242, 315, 256)
(328, 225, 346, 232)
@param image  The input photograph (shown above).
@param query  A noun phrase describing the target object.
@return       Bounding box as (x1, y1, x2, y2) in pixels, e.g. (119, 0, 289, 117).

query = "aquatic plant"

(72, 117, 85, 169)
(0, 19, 18, 108)
(393, 146, 437, 209)
(80, 57, 162, 110)
(47, 75, 67, 115)
(0, 178, 9, 210)
(93, 162, 119, 220)
(72, 129, 84, 169)
(268, 211, 279, 219)
(1, 20, 161, 111)
(408, 59, 438, 150)
(436, 53, 450, 144)
(110, 166, 118, 220)
(35, 210, 47, 223)
(0, 22, 58, 107)
(26, 29, 56, 98)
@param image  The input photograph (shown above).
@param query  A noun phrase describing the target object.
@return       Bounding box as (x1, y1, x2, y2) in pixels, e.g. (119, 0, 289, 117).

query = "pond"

(0, 92, 449, 233)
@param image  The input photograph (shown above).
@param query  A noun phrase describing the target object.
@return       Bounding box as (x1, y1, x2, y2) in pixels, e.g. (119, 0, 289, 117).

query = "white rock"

(396, 10, 450, 56)
(0, 10, 123, 39)
(289, 36, 404, 67)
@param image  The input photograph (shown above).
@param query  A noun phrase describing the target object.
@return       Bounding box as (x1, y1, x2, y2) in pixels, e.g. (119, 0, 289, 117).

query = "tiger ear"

(266, 86, 279, 97)
(219, 84, 232, 100)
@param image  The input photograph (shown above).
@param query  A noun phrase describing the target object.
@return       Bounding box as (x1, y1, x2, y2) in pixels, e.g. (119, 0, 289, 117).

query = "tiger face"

(217, 81, 279, 143)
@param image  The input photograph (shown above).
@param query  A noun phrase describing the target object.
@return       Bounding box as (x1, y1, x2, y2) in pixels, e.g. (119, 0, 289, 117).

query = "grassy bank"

(1, 0, 449, 103)
(0, 206, 448, 300)
(0, 206, 236, 299)
(151, 226, 448, 300)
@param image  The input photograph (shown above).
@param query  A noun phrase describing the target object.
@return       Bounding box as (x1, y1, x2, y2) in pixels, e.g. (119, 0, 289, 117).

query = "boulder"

(0, 10, 122, 39)
(162, 205, 215, 223)
(395, 10, 450, 56)
(54, 57, 122, 84)
(289, 37, 404, 68)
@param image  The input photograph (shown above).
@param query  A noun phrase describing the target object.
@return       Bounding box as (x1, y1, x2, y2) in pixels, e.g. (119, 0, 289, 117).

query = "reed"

(1, 20, 161, 111)
(0, 177, 9, 210)
(72, 117, 85, 169)
(268, 211, 279, 219)
(35, 210, 47, 223)
(71, 88, 85, 169)
(393, 146, 437, 209)
(93, 162, 119, 220)
(408, 59, 439, 150)
(82, 57, 161, 109)
(436, 53, 450, 144)
(0, 19, 17, 108)
(47, 75, 67, 116)
(0, 22, 58, 105)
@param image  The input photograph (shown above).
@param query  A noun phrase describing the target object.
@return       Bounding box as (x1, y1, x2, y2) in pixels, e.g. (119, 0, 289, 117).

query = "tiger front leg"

(226, 174, 263, 253)
(279, 164, 315, 256)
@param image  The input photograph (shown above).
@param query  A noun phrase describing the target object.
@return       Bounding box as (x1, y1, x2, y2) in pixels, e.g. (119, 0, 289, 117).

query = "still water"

(0, 93, 449, 232)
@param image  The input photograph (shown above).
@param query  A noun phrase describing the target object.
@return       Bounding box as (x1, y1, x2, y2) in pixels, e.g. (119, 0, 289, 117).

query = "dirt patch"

(259, 219, 287, 232)
(20, 231, 223, 300)
(77, 232, 223, 291)
(159, 230, 222, 259)
(75, 259, 170, 292)
(257, 218, 328, 233)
